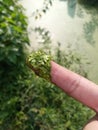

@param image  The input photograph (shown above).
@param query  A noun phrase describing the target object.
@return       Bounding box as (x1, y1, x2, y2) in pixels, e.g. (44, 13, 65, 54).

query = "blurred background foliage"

(78, 0, 98, 7)
(33, 0, 98, 19)
(0, 0, 96, 130)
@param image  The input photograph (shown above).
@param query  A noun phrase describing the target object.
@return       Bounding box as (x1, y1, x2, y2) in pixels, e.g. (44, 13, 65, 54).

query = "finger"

(50, 61, 98, 112)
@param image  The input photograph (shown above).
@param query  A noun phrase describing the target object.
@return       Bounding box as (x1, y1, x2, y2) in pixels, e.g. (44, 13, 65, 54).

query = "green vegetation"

(0, 0, 30, 129)
(78, 0, 98, 7)
(27, 50, 52, 81)
(0, 0, 94, 130)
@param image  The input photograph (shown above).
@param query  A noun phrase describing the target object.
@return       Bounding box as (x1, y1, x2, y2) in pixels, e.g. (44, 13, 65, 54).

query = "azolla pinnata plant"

(27, 50, 52, 81)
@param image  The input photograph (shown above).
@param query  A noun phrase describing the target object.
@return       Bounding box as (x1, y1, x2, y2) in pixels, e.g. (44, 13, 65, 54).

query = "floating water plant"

(27, 50, 52, 81)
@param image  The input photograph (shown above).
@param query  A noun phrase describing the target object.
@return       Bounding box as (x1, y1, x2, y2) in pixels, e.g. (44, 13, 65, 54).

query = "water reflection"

(60, 0, 77, 18)
(67, 0, 77, 18)
(79, 7, 98, 45)
(60, 0, 98, 45)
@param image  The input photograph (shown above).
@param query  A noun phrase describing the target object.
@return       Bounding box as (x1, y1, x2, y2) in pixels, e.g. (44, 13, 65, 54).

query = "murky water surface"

(20, 0, 98, 83)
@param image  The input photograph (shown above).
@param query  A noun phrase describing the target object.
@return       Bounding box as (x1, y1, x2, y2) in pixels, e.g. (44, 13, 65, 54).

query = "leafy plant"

(27, 50, 52, 81)
(0, 0, 30, 129)
(33, 0, 53, 19)
(0, 1, 94, 130)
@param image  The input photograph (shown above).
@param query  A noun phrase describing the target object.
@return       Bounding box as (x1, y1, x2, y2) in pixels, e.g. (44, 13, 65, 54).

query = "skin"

(50, 61, 98, 130)
(50, 61, 98, 112)
(83, 114, 98, 130)
(27, 53, 98, 129)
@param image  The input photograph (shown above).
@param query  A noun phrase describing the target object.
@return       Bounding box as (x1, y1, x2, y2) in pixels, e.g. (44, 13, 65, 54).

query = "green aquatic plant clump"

(27, 50, 52, 81)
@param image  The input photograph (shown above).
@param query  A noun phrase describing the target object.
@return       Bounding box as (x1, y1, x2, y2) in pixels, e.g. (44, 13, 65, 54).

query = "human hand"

(27, 51, 98, 130)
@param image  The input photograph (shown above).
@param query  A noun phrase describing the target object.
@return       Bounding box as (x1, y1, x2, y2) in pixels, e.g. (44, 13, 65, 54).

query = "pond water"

(20, 0, 98, 83)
